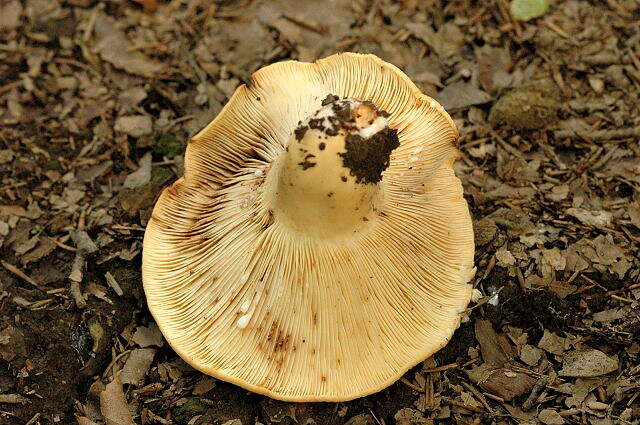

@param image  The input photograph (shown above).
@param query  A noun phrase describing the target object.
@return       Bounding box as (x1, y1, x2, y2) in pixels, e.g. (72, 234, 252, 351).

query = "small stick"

(555, 127, 640, 141)
(25, 413, 41, 425)
(522, 377, 548, 411)
(611, 294, 634, 303)
(461, 381, 495, 415)
(1, 261, 43, 290)
(423, 363, 459, 373)
(47, 237, 77, 252)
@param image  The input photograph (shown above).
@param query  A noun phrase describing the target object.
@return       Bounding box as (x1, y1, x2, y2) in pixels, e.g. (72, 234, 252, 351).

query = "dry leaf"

(77, 417, 99, 425)
(123, 152, 152, 189)
(559, 349, 618, 377)
(566, 208, 613, 227)
(436, 82, 492, 110)
(99, 378, 135, 425)
(132, 323, 164, 348)
(538, 408, 564, 425)
(94, 13, 164, 77)
(538, 329, 566, 355)
(474, 319, 513, 366)
(467, 363, 536, 401)
(120, 348, 156, 386)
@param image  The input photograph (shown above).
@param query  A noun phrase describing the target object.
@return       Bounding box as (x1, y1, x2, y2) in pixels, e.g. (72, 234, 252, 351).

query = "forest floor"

(1, 0, 639, 424)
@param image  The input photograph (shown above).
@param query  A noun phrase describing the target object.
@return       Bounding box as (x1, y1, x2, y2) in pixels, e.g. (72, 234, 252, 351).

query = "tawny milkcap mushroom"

(143, 53, 475, 402)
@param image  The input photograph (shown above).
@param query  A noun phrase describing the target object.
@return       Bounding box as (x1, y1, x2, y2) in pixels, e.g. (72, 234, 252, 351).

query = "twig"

(554, 127, 640, 141)
(282, 14, 327, 34)
(423, 363, 459, 373)
(490, 130, 524, 158)
(146, 409, 175, 425)
(112, 225, 146, 231)
(1, 261, 44, 290)
(47, 237, 77, 252)
(0, 81, 21, 94)
(69, 254, 87, 309)
(105, 272, 124, 296)
(460, 381, 495, 416)
(522, 377, 548, 411)
(611, 294, 634, 303)
(83, 4, 101, 42)
(102, 350, 132, 378)
(25, 413, 41, 425)
(400, 377, 423, 392)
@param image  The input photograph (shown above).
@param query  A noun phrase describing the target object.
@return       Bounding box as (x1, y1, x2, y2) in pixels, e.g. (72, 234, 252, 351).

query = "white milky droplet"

(237, 314, 252, 329)
(240, 300, 251, 313)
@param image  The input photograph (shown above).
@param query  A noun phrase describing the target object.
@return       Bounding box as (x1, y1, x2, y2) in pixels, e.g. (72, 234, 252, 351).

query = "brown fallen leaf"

(405, 22, 465, 59)
(131, 323, 164, 348)
(0, 325, 27, 362)
(93, 13, 164, 78)
(436, 81, 492, 110)
(467, 363, 536, 401)
(474, 319, 514, 366)
(99, 378, 135, 425)
(77, 417, 99, 425)
(537, 329, 567, 355)
(120, 348, 156, 386)
(21, 236, 56, 265)
(566, 208, 613, 228)
(559, 349, 619, 377)
(0, 0, 22, 31)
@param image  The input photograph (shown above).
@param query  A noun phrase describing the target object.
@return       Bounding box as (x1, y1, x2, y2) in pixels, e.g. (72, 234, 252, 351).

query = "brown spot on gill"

(274, 332, 291, 352)
(262, 209, 274, 229)
(266, 322, 277, 341)
(321, 376, 327, 382)
(313, 312, 318, 325)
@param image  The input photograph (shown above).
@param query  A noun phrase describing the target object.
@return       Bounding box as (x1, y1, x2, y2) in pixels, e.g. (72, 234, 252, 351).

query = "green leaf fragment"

(510, 0, 550, 21)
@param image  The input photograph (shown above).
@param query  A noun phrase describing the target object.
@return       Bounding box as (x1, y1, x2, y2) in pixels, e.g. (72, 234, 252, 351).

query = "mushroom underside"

(142, 53, 475, 401)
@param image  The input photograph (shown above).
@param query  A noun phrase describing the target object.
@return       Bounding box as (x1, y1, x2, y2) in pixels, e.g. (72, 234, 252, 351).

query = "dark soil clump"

(340, 129, 399, 184)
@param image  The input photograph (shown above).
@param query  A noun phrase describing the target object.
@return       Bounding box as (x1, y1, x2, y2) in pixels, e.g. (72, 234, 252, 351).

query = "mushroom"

(142, 53, 475, 402)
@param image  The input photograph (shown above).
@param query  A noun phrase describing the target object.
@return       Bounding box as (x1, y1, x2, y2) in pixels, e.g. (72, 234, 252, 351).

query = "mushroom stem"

(270, 99, 399, 238)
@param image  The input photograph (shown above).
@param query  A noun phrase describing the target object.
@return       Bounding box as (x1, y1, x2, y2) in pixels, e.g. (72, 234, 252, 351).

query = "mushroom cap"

(142, 53, 475, 402)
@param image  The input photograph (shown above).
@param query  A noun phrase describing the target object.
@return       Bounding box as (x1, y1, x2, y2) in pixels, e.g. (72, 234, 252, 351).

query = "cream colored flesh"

(269, 100, 387, 238)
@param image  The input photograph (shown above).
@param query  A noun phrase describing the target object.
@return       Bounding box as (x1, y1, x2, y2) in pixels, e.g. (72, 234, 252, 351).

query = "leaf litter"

(0, 0, 639, 424)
